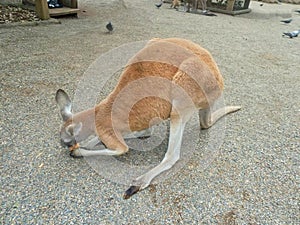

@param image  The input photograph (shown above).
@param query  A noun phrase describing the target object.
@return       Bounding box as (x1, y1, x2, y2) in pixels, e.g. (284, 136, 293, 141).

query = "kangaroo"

(55, 38, 241, 199)
(170, 0, 180, 9)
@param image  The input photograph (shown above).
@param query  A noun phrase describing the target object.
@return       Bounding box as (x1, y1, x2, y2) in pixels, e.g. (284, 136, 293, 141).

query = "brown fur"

(89, 38, 224, 152)
(171, 0, 180, 8)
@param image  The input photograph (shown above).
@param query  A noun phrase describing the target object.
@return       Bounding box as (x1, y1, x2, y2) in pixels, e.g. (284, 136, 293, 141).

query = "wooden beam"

(35, 0, 50, 20)
(49, 7, 80, 17)
(207, 7, 251, 15)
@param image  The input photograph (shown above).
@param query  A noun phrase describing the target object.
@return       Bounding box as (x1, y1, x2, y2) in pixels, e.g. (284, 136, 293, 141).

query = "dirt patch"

(0, 4, 39, 24)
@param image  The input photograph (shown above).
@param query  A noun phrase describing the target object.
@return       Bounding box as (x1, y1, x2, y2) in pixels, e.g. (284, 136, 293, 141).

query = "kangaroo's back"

(163, 37, 224, 91)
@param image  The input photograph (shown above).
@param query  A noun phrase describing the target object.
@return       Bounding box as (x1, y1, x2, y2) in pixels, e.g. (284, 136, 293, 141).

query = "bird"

(202, 11, 217, 16)
(280, 18, 292, 24)
(106, 22, 113, 33)
(155, 1, 163, 9)
(282, 30, 300, 38)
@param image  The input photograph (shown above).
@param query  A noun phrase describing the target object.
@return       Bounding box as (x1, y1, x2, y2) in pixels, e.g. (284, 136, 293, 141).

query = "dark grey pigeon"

(155, 1, 163, 9)
(280, 18, 292, 24)
(283, 30, 300, 38)
(106, 22, 113, 33)
(202, 11, 217, 16)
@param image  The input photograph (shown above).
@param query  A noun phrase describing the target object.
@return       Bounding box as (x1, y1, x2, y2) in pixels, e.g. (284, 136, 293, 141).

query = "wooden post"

(226, 0, 235, 11)
(35, 0, 50, 20)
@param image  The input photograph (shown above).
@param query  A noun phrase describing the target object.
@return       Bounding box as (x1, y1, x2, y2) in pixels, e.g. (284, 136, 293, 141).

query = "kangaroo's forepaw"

(123, 185, 140, 199)
(70, 149, 83, 158)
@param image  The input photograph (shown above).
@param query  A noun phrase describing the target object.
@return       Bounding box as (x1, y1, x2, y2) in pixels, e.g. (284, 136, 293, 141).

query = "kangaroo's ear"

(55, 89, 72, 121)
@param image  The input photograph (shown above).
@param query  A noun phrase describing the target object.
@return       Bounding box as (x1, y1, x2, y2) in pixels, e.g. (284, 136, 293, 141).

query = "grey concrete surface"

(1, 0, 299, 224)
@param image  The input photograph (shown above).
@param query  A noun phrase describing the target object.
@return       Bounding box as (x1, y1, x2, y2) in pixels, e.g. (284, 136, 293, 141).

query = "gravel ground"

(1, 0, 299, 224)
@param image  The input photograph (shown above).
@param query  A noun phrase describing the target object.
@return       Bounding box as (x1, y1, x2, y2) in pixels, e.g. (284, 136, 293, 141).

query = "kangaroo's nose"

(61, 140, 76, 148)
(66, 142, 73, 148)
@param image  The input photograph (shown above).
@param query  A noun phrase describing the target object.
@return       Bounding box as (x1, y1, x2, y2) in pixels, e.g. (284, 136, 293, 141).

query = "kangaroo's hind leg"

(123, 104, 195, 199)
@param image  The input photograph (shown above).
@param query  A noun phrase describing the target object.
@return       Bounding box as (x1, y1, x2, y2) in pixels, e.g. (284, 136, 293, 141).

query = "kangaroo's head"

(55, 89, 83, 148)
